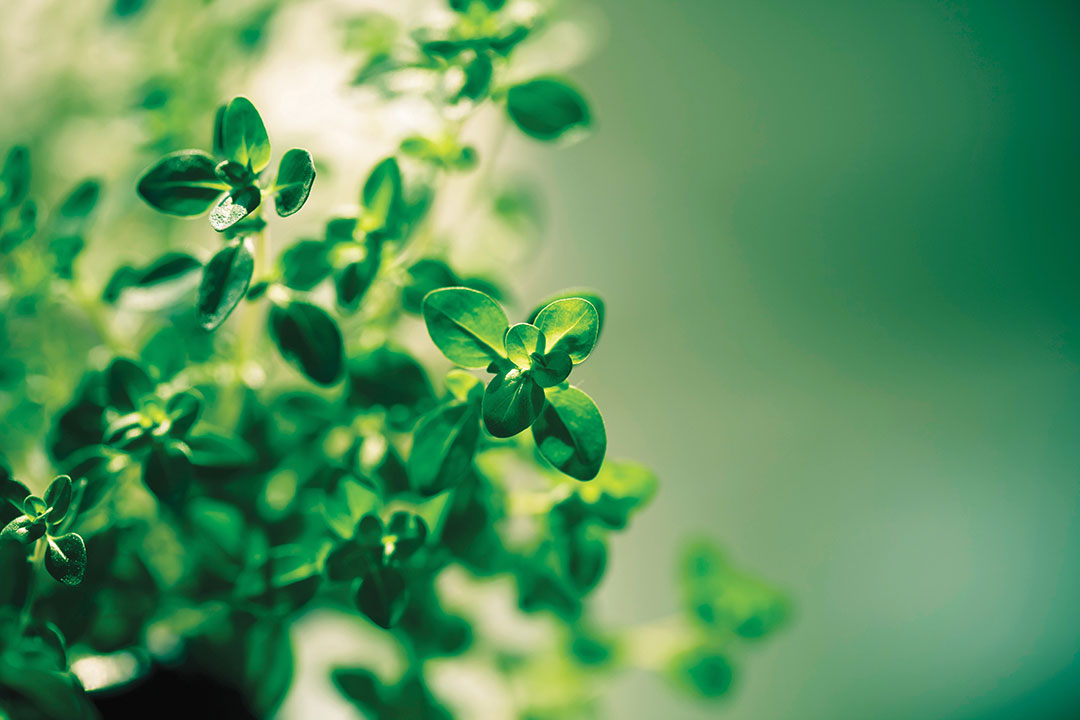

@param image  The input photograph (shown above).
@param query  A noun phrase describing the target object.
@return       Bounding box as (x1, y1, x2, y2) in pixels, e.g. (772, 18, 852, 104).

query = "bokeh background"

(514, 1, 1080, 718)
(3, 1, 1079, 718)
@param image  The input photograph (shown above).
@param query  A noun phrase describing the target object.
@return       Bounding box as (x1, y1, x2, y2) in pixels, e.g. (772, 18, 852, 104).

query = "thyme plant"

(0, 1, 786, 718)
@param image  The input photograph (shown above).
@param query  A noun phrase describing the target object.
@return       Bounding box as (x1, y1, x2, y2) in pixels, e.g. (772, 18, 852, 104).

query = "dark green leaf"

(482, 368, 545, 438)
(106, 357, 154, 411)
(332, 668, 383, 713)
(507, 78, 591, 141)
(45, 533, 87, 586)
(335, 259, 377, 311)
(137, 150, 228, 216)
(402, 258, 459, 313)
(346, 347, 434, 412)
(135, 252, 201, 286)
(43, 475, 72, 527)
(361, 157, 403, 233)
(269, 301, 345, 385)
(533, 298, 599, 364)
(422, 287, 509, 368)
(274, 148, 316, 216)
(504, 323, 544, 368)
(280, 240, 331, 290)
(165, 391, 202, 437)
(458, 53, 493, 101)
(143, 442, 191, 505)
(1, 145, 30, 208)
(668, 650, 734, 699)
(1, 473, 31, 514)
(197, 237, 255, 330)
(530, 350, 571, 388)
(185, 433, 256, 468)
(356, 566, 409, 629)
(223, 96, 271, 173)
(408, 403, 481, 498)
(209, 185, 261, 232)
(56, 179, 100, 222)
(1, 515, 45, 545)
(215, 159, 253, 186)
(531, 386, 606, 480)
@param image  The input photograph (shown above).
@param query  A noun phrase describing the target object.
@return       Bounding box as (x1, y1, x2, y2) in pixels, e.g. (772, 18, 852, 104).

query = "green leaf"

(165, 390, 203, 437)
(1, 515, 45, 545)
(402, 258, 459, 313)
(269, 301, 345, 385)
(356, 566, 409, 629)
(482, 368, 546, 437)
(185, 433, 256, 468)
(197, 237, 255, 330)
(458, 53, 493, 101)
(532, 386, 606, 480)
(346, 347, 434, 411)
(422, 287, 509, 368)
(137, 150, 228, 216)
(530, 350, 572, 388)
(106, 357, 154, 411)
(273, 148, 316, 217)
(56, 179, 100, 222)
(133, 252, 201, 287)
(0, 534, 30, 608)
(335, 256, 379, 312)
(143, 442, 192, 505)
(0, 145, 30, 208)
(504, 323, 544, 368)
(209, 185, 261, 232)
(1, 473, 31, 514)
(533, 298, 599, 364)
(222, 96, 271, 173)
(668, 650, 734, 699)
(214, 159, 253, 186)
(280, 240, 331, 290)
(409, 401, 481, 496)
(565, 459, 658, 530)
(507, 78, 591, 141)
(43, 475, 72, 528)
(212, 104, 227, 157)
(527, 288, 605, 340)
(44, 533, 87, 586)
(361, 157, 403, 233)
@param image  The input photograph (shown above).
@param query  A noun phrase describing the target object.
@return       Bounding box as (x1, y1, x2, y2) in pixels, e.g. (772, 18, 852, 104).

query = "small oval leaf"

(223, 96, 271, 173)
(533, 298, 599, 364)
(274, 148, 316, 217)
(504, 323, 544, 368)
(197, 238, 255, 330)
(209, 185, 261, 232)
(137, 150, 228, 216)
(532, 386, 606, 480)
(421, 287, 509, 368)
(482, 368, 546, 438)
(269, 301, 345, 386)
(45, 533, 87, 586)
(507, 78, 591, 141)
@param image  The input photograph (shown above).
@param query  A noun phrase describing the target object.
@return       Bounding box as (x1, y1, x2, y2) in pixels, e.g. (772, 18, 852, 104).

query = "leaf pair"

(137, 97, 315, 231)
(0, 475, 87, 586)
(421, 287, 606, 479)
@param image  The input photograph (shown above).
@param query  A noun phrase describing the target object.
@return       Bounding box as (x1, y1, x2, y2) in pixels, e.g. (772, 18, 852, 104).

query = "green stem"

(18, 538, 47, 634)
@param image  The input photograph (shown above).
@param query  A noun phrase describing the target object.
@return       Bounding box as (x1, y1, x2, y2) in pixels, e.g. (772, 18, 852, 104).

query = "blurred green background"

(513, 1, 1080, 718)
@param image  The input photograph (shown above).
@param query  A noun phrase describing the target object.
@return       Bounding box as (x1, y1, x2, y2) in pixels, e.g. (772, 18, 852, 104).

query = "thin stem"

(18, 538, 47, 634)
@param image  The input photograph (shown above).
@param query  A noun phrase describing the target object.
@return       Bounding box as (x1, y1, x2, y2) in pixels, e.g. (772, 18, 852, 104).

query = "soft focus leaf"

(197, 237, 255, 330)
(269, 301, 345, 385)
(507, 78, 591, 141)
